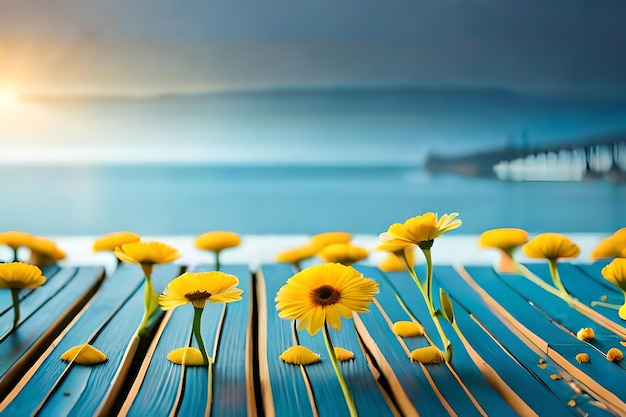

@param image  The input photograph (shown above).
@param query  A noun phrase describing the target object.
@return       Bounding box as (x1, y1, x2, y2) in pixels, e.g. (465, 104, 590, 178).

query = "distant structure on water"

(425, 136, 626, 182)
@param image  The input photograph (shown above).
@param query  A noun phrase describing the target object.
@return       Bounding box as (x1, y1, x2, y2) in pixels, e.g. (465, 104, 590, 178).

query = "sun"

(0, 90, 19, 109)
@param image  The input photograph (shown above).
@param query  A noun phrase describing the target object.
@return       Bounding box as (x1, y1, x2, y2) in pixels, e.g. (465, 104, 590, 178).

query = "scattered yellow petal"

(538, 358, 545, 364)
(538, 363, 547, 369)
(93, 231, 140, 252)
(575, 353, 590, 363)
(392, 321, 424, 337)
(334, 347, 355, 362)
(167, 347, 208, 366)
(410, 346, 446, 364)
(279, 345, 321, 365)
(606, 347, 624, 362)
(522, 233, 580, 260)
(576, 327, 595, 341)
(318, 243, 368, 266)
(550, 374, 562, 380)
(568, 399, 576, 407)
(60, 344, 107, 365)
(194, 231, 241, 252)
(0, 262, 46, 290)
(310, 231, 351, 249)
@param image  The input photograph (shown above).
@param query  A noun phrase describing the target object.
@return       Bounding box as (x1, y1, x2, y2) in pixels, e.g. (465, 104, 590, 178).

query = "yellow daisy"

(194, 231, 241, 252)
(275, 245, 318, 265)
(477, 228, 529, 252)
(0, 231, 36, 251)
(159, 271, 243, 310)
(27, 237, 66, 266)
(522, 233, 580, 260)
(378, 247, 416, 272)
(590, 235, 625, 261)
(275, 263, 379, 335)
(0, 262, 46, 289)
(310, 231, 352, 249)
(380, 212, 461, 249)
(601, 258, 626, 293)
(114, 241, 181, 276)
(93, 231, 140, 252)
(318, 243, 369, 266)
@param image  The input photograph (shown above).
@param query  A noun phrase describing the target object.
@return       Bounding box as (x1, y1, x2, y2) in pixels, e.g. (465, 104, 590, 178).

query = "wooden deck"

(0, 260, 624, 416)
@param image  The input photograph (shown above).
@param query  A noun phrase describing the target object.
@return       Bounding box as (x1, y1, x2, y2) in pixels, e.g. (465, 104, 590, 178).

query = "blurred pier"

(425, 135, 626, 181)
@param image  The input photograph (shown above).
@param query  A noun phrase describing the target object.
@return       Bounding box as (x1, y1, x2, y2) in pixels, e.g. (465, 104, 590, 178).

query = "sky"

(1, 0, 626, 98)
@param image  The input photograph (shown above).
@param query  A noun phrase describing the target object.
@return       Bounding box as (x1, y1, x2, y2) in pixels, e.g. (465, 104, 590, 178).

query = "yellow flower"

(576, 327, 595, 341)
(334, 347, 355, 362)
(379, 247, 416, 272)
(279, 345, 321, 365)
(606, 347, 624, 362)
(477, 228, 529, 252)
(391, 321, 424, 337)
(0, 262, 46, 289)
(0, 231, 36, 251)
(114, 241, 181, 276)
(380, 212, 461, 249)
(522, 233, 580, 260)
(275, 245, 318, 264)
(159, 271, 243, 310)
(27, 237, 66, 266)
(167, 347, 208, 366)
(575, 353, 590, 363)
(310, 231, 351, 249)
(276, 263, 379, 335)
(410, 346, 446, 364)
(375, 239, 415, 254)
(194, 231, 241, 252)
(318, 243, 368, 266)
(93, 231, 140, 252)
(60, 344, 107, 365)
(601, 258, 626, 293)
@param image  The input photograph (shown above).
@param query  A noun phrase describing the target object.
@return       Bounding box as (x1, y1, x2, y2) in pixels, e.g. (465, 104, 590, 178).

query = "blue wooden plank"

(0, 266, 103, 401)
(258, 263, 316, 417)
(464, 265, 626, 414)
(435, 266, 609, 416)
(357, 265, 510, 417)
(1, 264, 180, 416)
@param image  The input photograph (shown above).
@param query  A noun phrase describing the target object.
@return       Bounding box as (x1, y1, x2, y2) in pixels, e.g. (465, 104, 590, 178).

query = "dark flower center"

(185, 290, 211, 301)
(312, 285, 341, 306)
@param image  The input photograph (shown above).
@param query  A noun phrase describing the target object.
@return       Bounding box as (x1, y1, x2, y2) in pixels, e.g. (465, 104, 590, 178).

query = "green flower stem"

(214, 251, 221, 271)
(548, 259, 573, 305)
(422, 249, 434, 308)
(137, 274, 160, 336)
(11, 288, 20, 329)
(323, 321, 358, 417)
(590, 301, 621, 310)
(400, 250, 451, 362)
(512, 259, 562, 299)
(193, 307, 210, 365)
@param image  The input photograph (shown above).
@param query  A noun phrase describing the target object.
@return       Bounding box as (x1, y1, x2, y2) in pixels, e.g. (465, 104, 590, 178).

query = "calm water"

(1, 164, 624, 236)
(2, 88, 626, 235)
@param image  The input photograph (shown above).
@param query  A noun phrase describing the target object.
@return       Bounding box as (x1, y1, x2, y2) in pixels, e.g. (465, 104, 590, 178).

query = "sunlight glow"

(0, 90, 19, 109)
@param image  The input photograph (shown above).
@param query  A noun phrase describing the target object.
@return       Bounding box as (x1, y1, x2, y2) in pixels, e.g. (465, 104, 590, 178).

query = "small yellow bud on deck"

(576, 327, 595, 341)
(60, 344, 107, 365)
(167, 347, 207, 366)
(410, 346, 445, 364)
(279, 345, 321, 365)
(550, 374, 562, 380)
(392, 321, 424, 338)
(334, 347, 355, 362)
(575, 353, 590, 363)
(606, 347, 624, 362)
